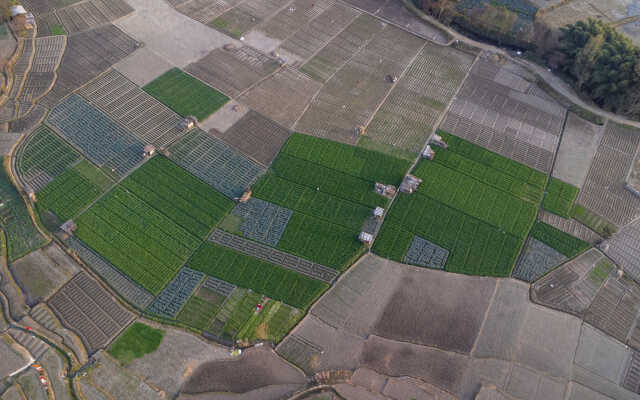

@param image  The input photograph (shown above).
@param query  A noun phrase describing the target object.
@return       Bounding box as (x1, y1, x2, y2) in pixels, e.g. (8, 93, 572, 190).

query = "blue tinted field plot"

(232, 198, 293, 247)
(47, 94, 144, 177)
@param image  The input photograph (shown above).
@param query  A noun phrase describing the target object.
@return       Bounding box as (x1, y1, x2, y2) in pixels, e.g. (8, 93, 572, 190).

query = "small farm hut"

(399, 174, 422, 194)
(374, 182, 396, 198)
(430, 134, 448, 149)
(61, 220, 77, 235)
(179, 115, 197, 131)
(422, 145, 435, 160)
(25, 185, 36, 202)
(373, 207, 384, 219)
(356, 125, 366, 136)
(235, 189, 252, 203)
(143, 144, 155, 157)
(359, 232, 373, 246)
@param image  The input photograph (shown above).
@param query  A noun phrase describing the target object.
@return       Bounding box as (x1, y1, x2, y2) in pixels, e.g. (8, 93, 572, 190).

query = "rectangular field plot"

(238, 66, 322, 129)
(576, 121, 640, 226)
(47, 94, 145, 177)
(404, 236, 448, 269)
(174, 0, 239, 24)
(15, 125, 81, 192)
(10, 37, 35, 100)
(176, 285, 227, 331)
(229, 198, 293, 247)
(37, 159, 113, 222)
(144, 68, 229, 121)
(542, 178, 579, 218)
(147, 267, 204, 318)
(277, 3, 360, 64)
(168, 128, 265, 198)
(16, 36, 65, 103)
(365, 43, 475, 153)
(209, 0, 290, 39)
(210, 110, 291, 166)
(603, 219, 640, 286)
(66, 236, 155, 310)
(440, 59, 566, 173)
(189, 240, 329, 309)
(529, 221, 590, 259)
(8, 104, 47, 134)
(511, 237, 567, 283)
(0, 161, 47, 261)
(35, 13, 64, 37)
(48, 272, 135, 354)
(185, 46, 280, 97)
(300, 13, 384, 83)
(295, 23, 425, 144)
(77, 69, 186, 148)
(56, 0, 133, 34)
(40, 24, 139, 109)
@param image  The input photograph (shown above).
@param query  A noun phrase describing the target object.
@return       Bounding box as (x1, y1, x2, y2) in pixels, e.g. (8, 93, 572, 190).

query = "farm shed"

(359, 232, 373, 246)
(143, 144, 156, 157)
(374, 182, 396, 198)
(399, 175, 422, 194)
(179, 116, 198, 131)
(374, 207, 384, 218)
(422, 145, 435, 160)
(430, 134, 448, 149)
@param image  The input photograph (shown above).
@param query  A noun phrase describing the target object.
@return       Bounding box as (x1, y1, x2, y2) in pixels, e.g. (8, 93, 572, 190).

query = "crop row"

(529, 221, 590, 258)
(542, 178, 579, 218)
(280, 133, 411, 185)
(413, 161, 537, 238)
(231, 197, 293, 247)
(188, 242, 328, 310)
(404, 235, 449, 269)
(147, 267, 204, 318)
(253, 172, 371, 231)
(144, 68, 229, 121)
(122, 156, 233, 238)
(374, 193, 523, 277)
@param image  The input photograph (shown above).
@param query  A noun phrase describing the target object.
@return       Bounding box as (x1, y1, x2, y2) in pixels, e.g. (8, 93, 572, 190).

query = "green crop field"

(108, 322, 165, 365)
(529, 221, 591, 258)
(188, 242, 328, 309)
(75, 157, 232, 294)
(543, 178, 579, 218)
(121, 156, 234, 238)
(236, 300, 301, 344)
(0, 161, 47, 261)
(144, 68, 229, 121)
(177, 290, 224, 331)
(37, 160, 113, 222)
(374, 133, 546, 277)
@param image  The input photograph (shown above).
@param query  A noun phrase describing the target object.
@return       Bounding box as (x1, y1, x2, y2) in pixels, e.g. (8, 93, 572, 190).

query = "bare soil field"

(0, 134, 21, 156)
(173, 0, 241, 25)
(604, 219, 640, 285)
(178, 384, 304, 400)
(56, 0, 134, 34)
(40, 24, 139, 109)
(48, 272, 135, 354)
(113, 47, 173, 86)
(199, 100, 248, 133)
(538, 210, 601, 244)
(553, 112, 604, 188)
(576, 121, 640, 227)
(9, 243, 80, 306)
(238, 66, 321, 129)
(0, 333, 30, 378)
(181, 346, 306, 394)
(116, 0, 237, 68)
(86, 351, 162, 400)
(440, 57, 565, 173)
(365, 42, 475, 153)
(8, 105, 47, 134)
(210, 0, 290, 40)
(185, 45, 279, 97)
(210, 110, 291, 165)
(295, 23, 425, 144)
(126, 321, 230, 396)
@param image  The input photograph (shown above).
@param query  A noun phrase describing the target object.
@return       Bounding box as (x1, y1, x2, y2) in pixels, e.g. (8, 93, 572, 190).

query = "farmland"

(74, 157, 232, 294)
(0, 160, 47, 261)
(37, 160, 113, 222)
(109, 322, 165, 365)
(542, 178, 579, 218)
(188, 242, 328, 310)
(147, 267, 204, 318)
(144, 68, 229, 121)
(529, 221, 591, 259)
(374, 135, 545, 276)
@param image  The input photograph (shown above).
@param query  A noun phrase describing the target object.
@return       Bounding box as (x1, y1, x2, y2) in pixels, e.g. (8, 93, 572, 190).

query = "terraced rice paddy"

(48, 272, 135, 354)
(147, 267, 205, 318)
(40, 24, 139, 109)
(168, 128, 265, 198)
(66, 236, 155, 309)
(47, 94, 145, 177)
(296, 22, 425, 144)
(37, 159, 113, 222)
(374, 135, 546, 276)
(365, 43, 475, 153)
(189, 240, 328, 310)
(15, 125, 80, 192)
(185, 46, 280, 98)
(0, 160, 47, 261)
(74, 156, 233, 294)
(576, 121, 640, 226)
(55, 0, 133, 34)
(77, 69, 186, 148)
(10, 36, 35, 101)
(144, 68, 229, 121)
(210, 111, 291, 165)
(440, 59, 566, 173)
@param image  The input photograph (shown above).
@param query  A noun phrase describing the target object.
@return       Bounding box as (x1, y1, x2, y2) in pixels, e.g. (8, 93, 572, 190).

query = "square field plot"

(74, 156, 234, 294)
(144, 68, 229, 121)
(47, 94, 145, 178)
(55, 0, 133, 34)
(209, 0, 290, 39)
(210, 110, 291, 166)
(168, 128, 266, 198)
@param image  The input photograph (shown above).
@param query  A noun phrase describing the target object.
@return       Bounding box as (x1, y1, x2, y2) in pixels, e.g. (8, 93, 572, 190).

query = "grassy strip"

(542, 178, 579, 218)
(189, 242, 328, 309)
(571, 204, 617, 238)
(529, 221, 591, 258)
(50, 24, 66, 35)
(143, 68, 229, 121)
(108, 322, 164, 365)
